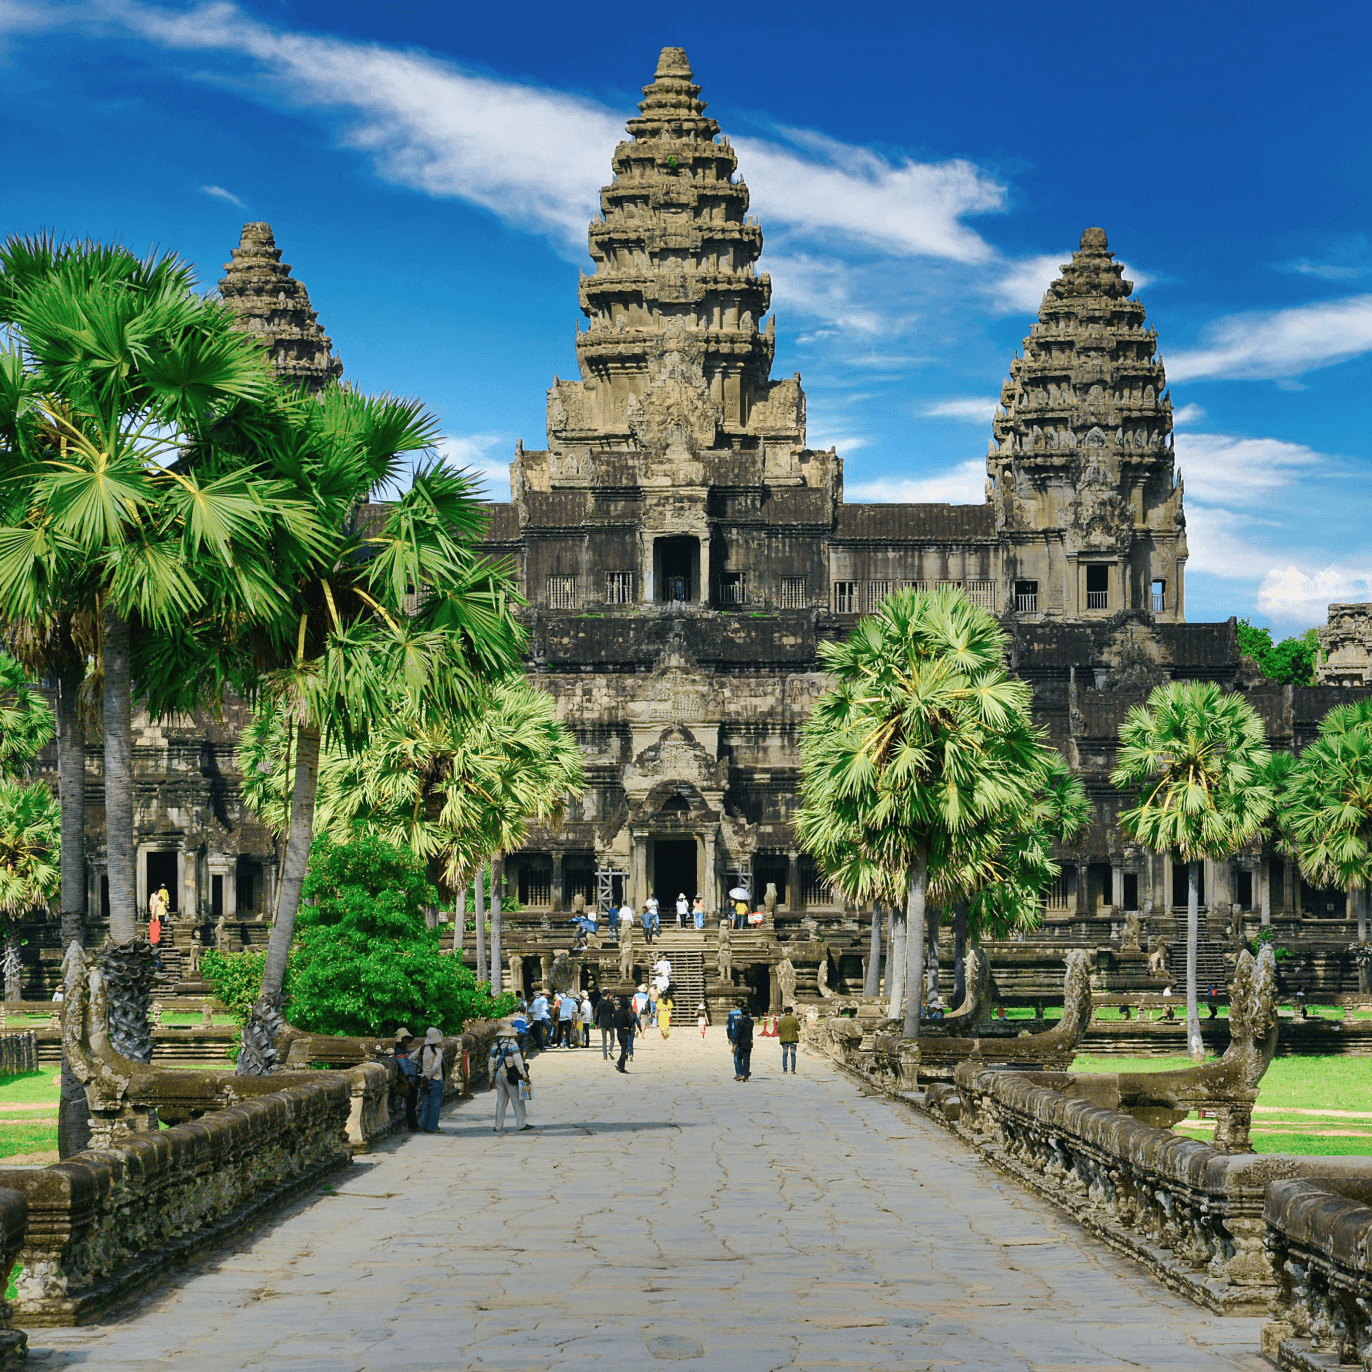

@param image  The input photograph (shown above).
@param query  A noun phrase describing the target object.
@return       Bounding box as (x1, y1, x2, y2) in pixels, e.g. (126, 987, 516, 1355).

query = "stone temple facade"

(13, 48, 1369, 1005)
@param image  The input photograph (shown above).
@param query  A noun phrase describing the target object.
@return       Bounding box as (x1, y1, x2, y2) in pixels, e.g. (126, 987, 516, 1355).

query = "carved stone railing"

(0, 1031, 37, 1077)
(0, 1077, 351, 1324)
(924, 1063, 1372, 1315)
(1262, 1177, 1372, 1370)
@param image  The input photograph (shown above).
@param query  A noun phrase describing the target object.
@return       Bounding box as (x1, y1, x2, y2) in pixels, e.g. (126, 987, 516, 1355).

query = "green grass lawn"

(0, 1069, 61, 1162)
(1069, 1053, 1372, 1156)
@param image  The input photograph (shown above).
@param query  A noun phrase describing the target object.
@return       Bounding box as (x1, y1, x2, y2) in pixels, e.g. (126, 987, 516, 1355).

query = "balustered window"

(779, 576, 807, 609)
(605, 571, 635, 604)
(833, 581, 860, 614)
(547, 575, 577, 610)
(965, 579, 997, 610)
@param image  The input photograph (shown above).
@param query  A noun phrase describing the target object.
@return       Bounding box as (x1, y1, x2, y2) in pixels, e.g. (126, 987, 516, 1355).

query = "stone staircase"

(1167, 936, 1228, 991)
(639, 930, 707, 1010)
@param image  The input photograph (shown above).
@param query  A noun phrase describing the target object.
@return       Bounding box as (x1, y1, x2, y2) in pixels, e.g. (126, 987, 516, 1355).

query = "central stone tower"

(513, 47, 830, 611)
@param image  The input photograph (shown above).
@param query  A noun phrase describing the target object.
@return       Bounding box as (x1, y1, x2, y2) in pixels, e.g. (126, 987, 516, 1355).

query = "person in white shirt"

(675, 893, 689, 928)
(618, 903, 634, 941)
(529, 993, 551, 1051)
(645, 894, 659, 919)
(579, 994, 593, 1047)
(557, 990, 579, 1048)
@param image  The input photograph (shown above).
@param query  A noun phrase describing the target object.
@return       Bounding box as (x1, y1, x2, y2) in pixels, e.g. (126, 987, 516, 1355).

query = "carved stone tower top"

(986, 228, 1187, 621)
(218, 223, 342, 391)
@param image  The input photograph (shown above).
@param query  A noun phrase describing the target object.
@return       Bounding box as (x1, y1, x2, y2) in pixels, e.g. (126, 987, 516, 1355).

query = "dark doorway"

(1122, 872, 1139, 911)
(1236, 869, 1253, 910)
(146, 851, 178, 913)
(653, 839, 697, 907)
(754, 854, 788, 908)
(655, 536, 699, 603)
(237, 856, 264, 914)
(211, 875, 224, 920)
(1172, 860, 1205, 908)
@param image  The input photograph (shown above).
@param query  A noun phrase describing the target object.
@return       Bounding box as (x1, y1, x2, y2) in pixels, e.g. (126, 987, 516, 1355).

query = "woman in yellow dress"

(659, 996, 672, 1038)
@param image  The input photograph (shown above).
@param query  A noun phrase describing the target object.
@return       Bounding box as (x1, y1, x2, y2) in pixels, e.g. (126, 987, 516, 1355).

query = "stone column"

(704, 832, 717, 915)
(788, 851, 801, 913)
(551, 852, 564, 914)
(632, 836, 647, 909)
(1260, 859, 1271, 926)
(1111, 863, 1124, 916)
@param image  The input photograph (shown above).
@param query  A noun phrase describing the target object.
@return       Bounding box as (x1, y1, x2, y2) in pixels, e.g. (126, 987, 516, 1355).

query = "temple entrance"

(652, 839, 697, 910)
(146, 851, 178, 914)
(654, 536, 699, 603)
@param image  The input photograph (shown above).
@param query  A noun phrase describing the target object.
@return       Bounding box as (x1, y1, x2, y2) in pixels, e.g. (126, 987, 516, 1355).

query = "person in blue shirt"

(392, 1027, 420, 1132)
(726, 1000, 747, 1079)
(529, 992, 551, 1050)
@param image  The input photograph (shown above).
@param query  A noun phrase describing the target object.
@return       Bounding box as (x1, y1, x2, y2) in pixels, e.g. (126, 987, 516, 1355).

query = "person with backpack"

(612, 997, 640, 1073)
(393, 1027, 420, 1131)
(777, 1005, 800, 1073)
(734, 1007, 755, 1081)
(595, 993, 617, 1061)
(488, 1020, 532, 1133)
(579, 992, 593, 1047)
(416, 1027, 447, 1133)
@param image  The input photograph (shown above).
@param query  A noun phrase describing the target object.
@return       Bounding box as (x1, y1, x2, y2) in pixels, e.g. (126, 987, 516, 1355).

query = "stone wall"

(0, 1033, 37, 1077)
(0, 1075, 352, 1325)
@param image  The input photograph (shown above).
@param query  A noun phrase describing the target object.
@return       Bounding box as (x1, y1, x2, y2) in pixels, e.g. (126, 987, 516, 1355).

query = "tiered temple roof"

(218, 223, 342, 391)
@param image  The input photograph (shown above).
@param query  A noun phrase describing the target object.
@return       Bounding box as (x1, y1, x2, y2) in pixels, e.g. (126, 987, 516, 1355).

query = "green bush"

(1237, 620, 1319, 686)
(287, 832, 515, 1037)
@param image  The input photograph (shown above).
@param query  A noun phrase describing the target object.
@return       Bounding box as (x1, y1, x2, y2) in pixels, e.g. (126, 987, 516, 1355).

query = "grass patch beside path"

(0, 1070, 61, 1105)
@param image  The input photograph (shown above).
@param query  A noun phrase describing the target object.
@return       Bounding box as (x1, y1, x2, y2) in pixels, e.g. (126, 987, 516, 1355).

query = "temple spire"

(218, 223, 342, 391)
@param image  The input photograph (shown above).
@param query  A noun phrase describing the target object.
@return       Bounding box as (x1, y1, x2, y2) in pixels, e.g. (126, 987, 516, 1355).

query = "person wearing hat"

(488, 1019, 532, 1132)
(393, 1028, 420, 1132)
(416, 1027, 446, 1133)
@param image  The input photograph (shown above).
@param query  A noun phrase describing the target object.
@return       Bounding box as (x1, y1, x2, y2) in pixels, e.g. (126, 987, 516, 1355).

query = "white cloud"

(765, 253, 885, 335)
(923, 397, 997, 423)
(847, 459, 986, 504)
(1181, 505, 1286, 580)
(1171, 402, 1206, 427)
(1169, 295, 1372, 381)
(200, 183, 243, 206)
(1173, 432, 1325, 505)
(1290, 260, 1359, 280)
(1257, 564, 1372, 624)
(105, 1, 1003, 267)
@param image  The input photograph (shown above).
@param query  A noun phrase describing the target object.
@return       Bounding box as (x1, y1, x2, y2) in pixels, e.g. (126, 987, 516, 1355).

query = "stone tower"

(988, 228, 1187, 622)
(218, 223, 343, 391)
(513, 46, 832, 605)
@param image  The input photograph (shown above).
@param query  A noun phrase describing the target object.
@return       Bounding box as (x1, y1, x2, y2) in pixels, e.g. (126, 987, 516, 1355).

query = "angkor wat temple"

(20, 47, 1368, 1005)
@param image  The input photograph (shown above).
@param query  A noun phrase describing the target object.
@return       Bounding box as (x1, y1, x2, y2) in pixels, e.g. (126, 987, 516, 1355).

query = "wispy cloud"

(1173, 432, 1327, 505)
(1169, 295, 1372, 381)
(1290, 260, 1360, 280)
(989, 249, 1151, 315)
(847, 459, 985, 505)
(766, 253, 886, 335)
(103, 1, 1004, 268)
(439, 432, 511, 499)
(1171, 402, 1205, 427)
(923, 397, 997, 423)
(200, 183, 243, 207)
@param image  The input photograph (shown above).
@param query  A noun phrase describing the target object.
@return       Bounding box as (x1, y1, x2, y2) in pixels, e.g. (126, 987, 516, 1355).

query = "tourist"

(618, 901, 634, 942)
(1207, 984, 1220, 1020)
(675, 892, 689, 927)
(393, 1027, 420, 1131)
(558, 990, 578, 1047)
(489, 1019, 532, 1133)
(148, 905, 163, 970)
(697, 1001, 709, 1037)
(595, 993, 617, 1061)
(580, 992, 593, 1047)
(733, 897, 748, 931)
(156, 884, 172, 922)
(778, 1004, 800, 1073)
(530, 990, 551, 1050)
(659, 994, 672, 1039)
(642, 898, 659, 945)
(648, 984, 659, 1026)
(612, 997, 639, 1073)
(416, 1027, 446, 1133)
(692, 895, 705, 929)
(733, 1006, 754, 1080)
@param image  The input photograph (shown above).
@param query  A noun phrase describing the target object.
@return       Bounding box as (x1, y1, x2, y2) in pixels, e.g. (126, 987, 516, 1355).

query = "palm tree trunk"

(952, 898, 968, 1010)
(1354, 886, 1368, 995)
(886, 910, 906, 1020)
(451, 890, 465, 955)
(863, 903, 882, 998)
(237, 719, 319, 1076)
(903, 849, 928, 1040)
(489, 854, 504, 996)
(1186, 859, 1203, 1061)
(98, 603, 154, 1064)
(56, 657, 91, 1158)
(475, 867, 487, 983)
(926, 905, 941, 1002)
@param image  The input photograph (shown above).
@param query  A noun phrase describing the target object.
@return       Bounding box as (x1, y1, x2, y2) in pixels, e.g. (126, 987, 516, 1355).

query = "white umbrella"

(728, 887, 750, 901)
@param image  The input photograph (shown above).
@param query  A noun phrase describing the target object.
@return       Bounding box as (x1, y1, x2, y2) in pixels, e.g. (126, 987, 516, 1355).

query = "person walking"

(148, 906, 163, 971)
(617, 901, 635, 943)
(579, 992, 593, 1047)
(659, 994, 673, 1039)
(644, 894, 659, 944)
(734, 1007, 754, 1081)
(726, 1000, 745, 1078)
(416, 1027, 446, 1132)
(613, 997, 638, 1073)
(692, 895, 706, 929)
(596, 993, 617, 1061)
(778, 1005, 800, 1073)
(393, 1027, 420, 1131)
(697, 1000, 709, 1037)
(489, 1020, 532, 1133)
(648, 984, 659, 1027)
(733, 897, 749, 931)
(675, 892, 689, 928)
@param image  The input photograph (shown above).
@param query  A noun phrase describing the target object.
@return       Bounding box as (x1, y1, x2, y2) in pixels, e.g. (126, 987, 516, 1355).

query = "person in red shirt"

(148, 910, 162, 969)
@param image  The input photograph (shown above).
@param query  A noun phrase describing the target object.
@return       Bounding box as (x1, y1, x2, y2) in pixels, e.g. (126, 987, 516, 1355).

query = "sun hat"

(423, 1026, 443, 1045)
(638, 984, 647, 992)
(394, 1026, 414, 1043)
(497, 1018, 518, 1036)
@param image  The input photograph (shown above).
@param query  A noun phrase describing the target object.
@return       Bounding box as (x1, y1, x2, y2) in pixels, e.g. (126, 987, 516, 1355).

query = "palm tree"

(1285, 703, 1372, 992)
(222, 401, 524, 1071)
(796, 586, 1048, 1040)
(0, 235, 299, 1060)
(0, 777, 60, 998)
(1111, 681, 1274, 1061)
(304, 674, 583, 997)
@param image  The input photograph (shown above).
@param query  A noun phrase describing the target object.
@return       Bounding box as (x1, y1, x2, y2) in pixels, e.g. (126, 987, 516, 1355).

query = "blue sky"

(3, 0, 1370, 633)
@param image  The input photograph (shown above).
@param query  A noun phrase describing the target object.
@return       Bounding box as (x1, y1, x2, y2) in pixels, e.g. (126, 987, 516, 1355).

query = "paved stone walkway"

(32, 1029, 1267, 1371)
